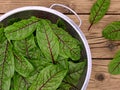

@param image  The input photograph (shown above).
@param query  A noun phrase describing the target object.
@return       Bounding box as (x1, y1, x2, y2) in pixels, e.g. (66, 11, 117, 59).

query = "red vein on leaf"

(14, 53, 27, 70)
(88, 0, 106, 31)
(112, 62, 120, 73)
(24, 39, 30, 59)
(0, 41, 9, 89)
(17, 75, 29, 90)
(22, 77, 29, 87)
(106, 29, 120, 34)
(18, 76, 24, 90)
(51, 25, 80, 55)
(44, 25, 55, 64)
(6, 19, 39, 34)
(39, 70, 63, 90)
(54, 31, 79, 56)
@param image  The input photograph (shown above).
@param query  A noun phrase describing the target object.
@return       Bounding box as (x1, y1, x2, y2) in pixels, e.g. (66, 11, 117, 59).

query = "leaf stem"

(88, 0, 106, 31)
(88, 23, 93, 31)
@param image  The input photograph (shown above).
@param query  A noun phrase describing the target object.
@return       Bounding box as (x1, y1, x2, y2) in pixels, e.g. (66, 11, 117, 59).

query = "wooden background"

(0, 0, 120, 90)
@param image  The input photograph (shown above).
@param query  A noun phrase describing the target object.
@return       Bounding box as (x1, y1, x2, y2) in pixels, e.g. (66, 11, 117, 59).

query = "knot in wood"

(107, 42, 115, 51)
(108, 43, 114, 49)
(95, 73, 105, 81)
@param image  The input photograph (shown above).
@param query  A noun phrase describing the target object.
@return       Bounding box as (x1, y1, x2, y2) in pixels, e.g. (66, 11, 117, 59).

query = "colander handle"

(50, 4, 82, 27)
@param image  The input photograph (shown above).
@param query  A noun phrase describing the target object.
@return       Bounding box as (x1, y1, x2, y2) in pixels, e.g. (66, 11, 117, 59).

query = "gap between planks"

(0, 0, 120, 14)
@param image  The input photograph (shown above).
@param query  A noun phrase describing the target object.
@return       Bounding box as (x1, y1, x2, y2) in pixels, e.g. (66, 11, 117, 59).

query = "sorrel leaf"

(57, 19, 66, 30)
(64, 61, 85, 86)
(28, 47, 45, 60)
(13, 34, 41, 59)
(0, 28, 6, 42)
(89, 0, 110, 30)
(36, 19, 59, 64)
(57, 56, 69, 69)
(29, 59, 50, 68)
(12, 72, 29, 90)
(102, 21, 120, 40)
(4, 16, 39, 40)
(57, 82, 71, 90)
(29, 65, 67, 90)
(108, 50, 120, 75)
(7, 18, 21, 25)
(14, 51, 34, 77)
(27, 61, 51, 84)
(52, 24, 81, 60)
(0, 40, 14, 90)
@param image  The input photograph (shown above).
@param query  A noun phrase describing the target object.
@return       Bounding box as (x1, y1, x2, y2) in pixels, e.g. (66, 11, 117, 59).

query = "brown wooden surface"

(0, 0, 120, 14)
(0, 0, 120, 90)
(88, 60, 120, 90)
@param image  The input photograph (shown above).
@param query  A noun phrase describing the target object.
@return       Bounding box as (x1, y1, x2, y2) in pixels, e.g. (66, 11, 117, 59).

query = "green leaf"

(36, 19, 59, 64)
(27, 61, 51, 84)
(89, 0, 110, 30)
(13, 34, 42, 59)
(57, 56, 69, 69)
(52, 24, 81, 60)
(90, 0, 110, 24)
(7, 18, 22, 25)
(0, 40, 14, 90)
(29, 47, 45, 60)
(64, 61, 85, 86)
(10, 79, 14, 90)
(57, 82, 71, 90)
(108, 50, 120, 74)
(12, 72, 29, 90)
(57, 19, 66, 30)
(0, 23, 4, 28)
(13, 34, 36, 58)
(0, 28, 6, 42)
(29, 59, 50, 68)
(102, 21, 120, 40)
(14, 51, 34, 77)
(29, 65, 67, 90)
(4, 16, 39, 40)
(56, 57, 71, 90)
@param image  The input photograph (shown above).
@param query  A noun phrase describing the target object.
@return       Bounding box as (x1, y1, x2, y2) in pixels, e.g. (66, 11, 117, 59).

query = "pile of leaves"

(0, 16, 86, 90)
(89, 0, 120, 75)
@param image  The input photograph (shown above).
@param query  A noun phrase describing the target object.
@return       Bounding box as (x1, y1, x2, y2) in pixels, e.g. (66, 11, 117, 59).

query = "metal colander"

(0, 4, 92, 90)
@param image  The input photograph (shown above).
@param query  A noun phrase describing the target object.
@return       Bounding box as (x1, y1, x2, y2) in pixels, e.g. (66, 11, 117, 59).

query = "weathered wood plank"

(0, 0, 120, 14)
(87, 60, 120, 90)
(68, 15, 120, 58)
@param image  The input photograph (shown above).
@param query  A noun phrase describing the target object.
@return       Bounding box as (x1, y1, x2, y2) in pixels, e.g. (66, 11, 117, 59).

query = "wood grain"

(0, 0, 120, 14)
(87, 60, 120, 90)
